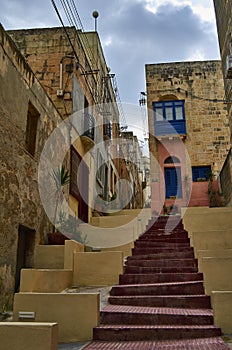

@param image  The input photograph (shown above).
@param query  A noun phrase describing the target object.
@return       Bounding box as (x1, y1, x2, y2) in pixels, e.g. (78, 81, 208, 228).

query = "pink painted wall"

(150, 139, 219, 214)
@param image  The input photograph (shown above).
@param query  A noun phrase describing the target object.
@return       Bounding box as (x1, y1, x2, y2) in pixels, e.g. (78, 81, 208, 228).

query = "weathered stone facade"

(146, 60, 230, 211)
(7, 27, 124, 220)
(213, 0, 232, 205)
(0, 24, 63, 308)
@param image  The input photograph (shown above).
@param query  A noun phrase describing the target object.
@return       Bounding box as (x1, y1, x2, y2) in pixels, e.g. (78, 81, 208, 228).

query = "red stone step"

(142, 231, 188, 239)
(131, 249, 194, 259)
(134, 242, 191, 250)
(110, 281, 204, 296)
(100, 305, 214, 325)
(138, 237, 190, 244)
(119, 273, 203, 284)
(93, 324, 221, 341)
(134, 241, 192, 249)
(83, 337, 231, 349)
(124, 266, 198, 274)
(84, 216, 228, 349)
(108, 294, 211, 309)
(125, 258, 198, 268)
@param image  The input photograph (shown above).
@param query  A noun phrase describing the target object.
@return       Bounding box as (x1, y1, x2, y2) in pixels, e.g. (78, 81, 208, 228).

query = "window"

(153, 100, 186, 136)
(153, 100, 185, 122)
(25, 102, 40, 156)
(192, 166, 211, 182)
(96, 150, 105, 187)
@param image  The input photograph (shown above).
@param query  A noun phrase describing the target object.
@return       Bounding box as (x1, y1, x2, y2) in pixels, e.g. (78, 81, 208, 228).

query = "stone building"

(8, 26, 122, 222)
(146, 60, 230, 213)
(0, 24, 139, 307)
(213, 0, 232, 206)
(120, 131, 145, 209)
(0, 24, 63, 308)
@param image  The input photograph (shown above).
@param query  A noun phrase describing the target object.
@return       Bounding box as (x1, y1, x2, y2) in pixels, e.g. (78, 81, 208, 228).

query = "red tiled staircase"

(84, 216, 230, 349)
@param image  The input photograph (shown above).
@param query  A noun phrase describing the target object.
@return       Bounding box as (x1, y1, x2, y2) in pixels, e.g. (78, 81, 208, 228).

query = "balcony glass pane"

(155, 109, 164, 121)
(175, 106, 184, 120)
(166, 107, 173, 121)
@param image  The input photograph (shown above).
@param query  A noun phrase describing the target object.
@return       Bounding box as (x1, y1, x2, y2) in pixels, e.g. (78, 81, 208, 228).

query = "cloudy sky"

(0, 0, 220, 147)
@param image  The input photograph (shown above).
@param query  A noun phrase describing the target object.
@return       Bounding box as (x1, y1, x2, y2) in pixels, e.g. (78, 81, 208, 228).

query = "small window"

(25, 102, 40, 156)
(192, 166, 211, 182)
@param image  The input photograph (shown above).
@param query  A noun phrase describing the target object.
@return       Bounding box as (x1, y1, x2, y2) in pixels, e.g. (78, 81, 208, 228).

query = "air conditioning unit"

(226, 55, 232, 78)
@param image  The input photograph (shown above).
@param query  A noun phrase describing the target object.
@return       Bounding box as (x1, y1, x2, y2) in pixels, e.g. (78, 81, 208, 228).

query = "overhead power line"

(51, 0, 127, 126)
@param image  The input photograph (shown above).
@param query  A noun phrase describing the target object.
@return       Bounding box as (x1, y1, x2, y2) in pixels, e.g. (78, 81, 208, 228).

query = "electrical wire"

(157, 86, 232, 104)
(51, 0, 127, 126)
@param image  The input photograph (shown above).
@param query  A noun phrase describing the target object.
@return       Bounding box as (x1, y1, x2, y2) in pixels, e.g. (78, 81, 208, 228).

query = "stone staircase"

(84, 216, 230, 349)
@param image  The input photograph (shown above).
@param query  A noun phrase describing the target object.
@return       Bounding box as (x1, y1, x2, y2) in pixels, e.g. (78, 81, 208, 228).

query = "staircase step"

(93, 324, 221, 341)
(141, 232, 188, 239)
(138, 237, 190, 244)
(109, 295, 211, 309)
(124, 266, 198, 274)
(83, 337, 231, 349)
(119, 273, 203, 284)
(131, 250, 194, 259)
(101, 305, 214, 325)
(125, 258, 198, 268)
(134, 241, 192, 250)
(85, 215, 227, 348)
(110, 281, 204, 296)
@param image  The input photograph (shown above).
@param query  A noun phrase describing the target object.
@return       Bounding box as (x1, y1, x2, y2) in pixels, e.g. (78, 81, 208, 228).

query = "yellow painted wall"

(73, 252, 123, 286)
(0, 322, 58, 350)
(182, 207, 232, 232)
(64, 239, 84, 270)
(201, 257, 232, 295)
(13, 293, 100, 342)
(197, 249, 232, 272)
(34, 245, 64, 269)
(101, 241, 134, 258)
(190, 230, 232, 254)
(212, 291, 232, 334)
(20, 269, 73, 293)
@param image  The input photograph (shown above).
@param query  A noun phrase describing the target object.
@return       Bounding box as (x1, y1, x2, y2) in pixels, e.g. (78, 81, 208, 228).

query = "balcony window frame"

(153, 100, 185, 122)
(153, 99, 186, 136)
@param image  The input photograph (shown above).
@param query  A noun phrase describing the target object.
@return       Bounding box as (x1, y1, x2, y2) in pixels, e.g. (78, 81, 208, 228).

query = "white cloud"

(144, 0, 215, 23)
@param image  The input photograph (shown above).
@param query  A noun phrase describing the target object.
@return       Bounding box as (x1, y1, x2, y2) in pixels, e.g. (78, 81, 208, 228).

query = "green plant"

(58, 214, 87, 245)
(207, 171, 225, 207)
(163, 204, 168, 215)
(52, 165, 70, 233)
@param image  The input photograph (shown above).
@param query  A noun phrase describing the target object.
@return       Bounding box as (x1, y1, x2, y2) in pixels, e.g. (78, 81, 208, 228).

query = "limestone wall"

(213, 0, 232, 206)
(0, 25, 62, 309)
(146, 61, 230, 175)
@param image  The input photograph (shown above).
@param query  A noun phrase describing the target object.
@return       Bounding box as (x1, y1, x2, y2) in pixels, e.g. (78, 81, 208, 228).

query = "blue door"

(165, 167, 182, 198)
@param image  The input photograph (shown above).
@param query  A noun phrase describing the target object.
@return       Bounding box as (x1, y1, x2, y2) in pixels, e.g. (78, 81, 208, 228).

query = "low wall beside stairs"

(13, 293, 100, 342)
(182, 206, 232, 334)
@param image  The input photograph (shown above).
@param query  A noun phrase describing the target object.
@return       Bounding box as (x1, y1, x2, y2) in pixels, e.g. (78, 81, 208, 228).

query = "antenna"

(92, 11, 99, 32)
